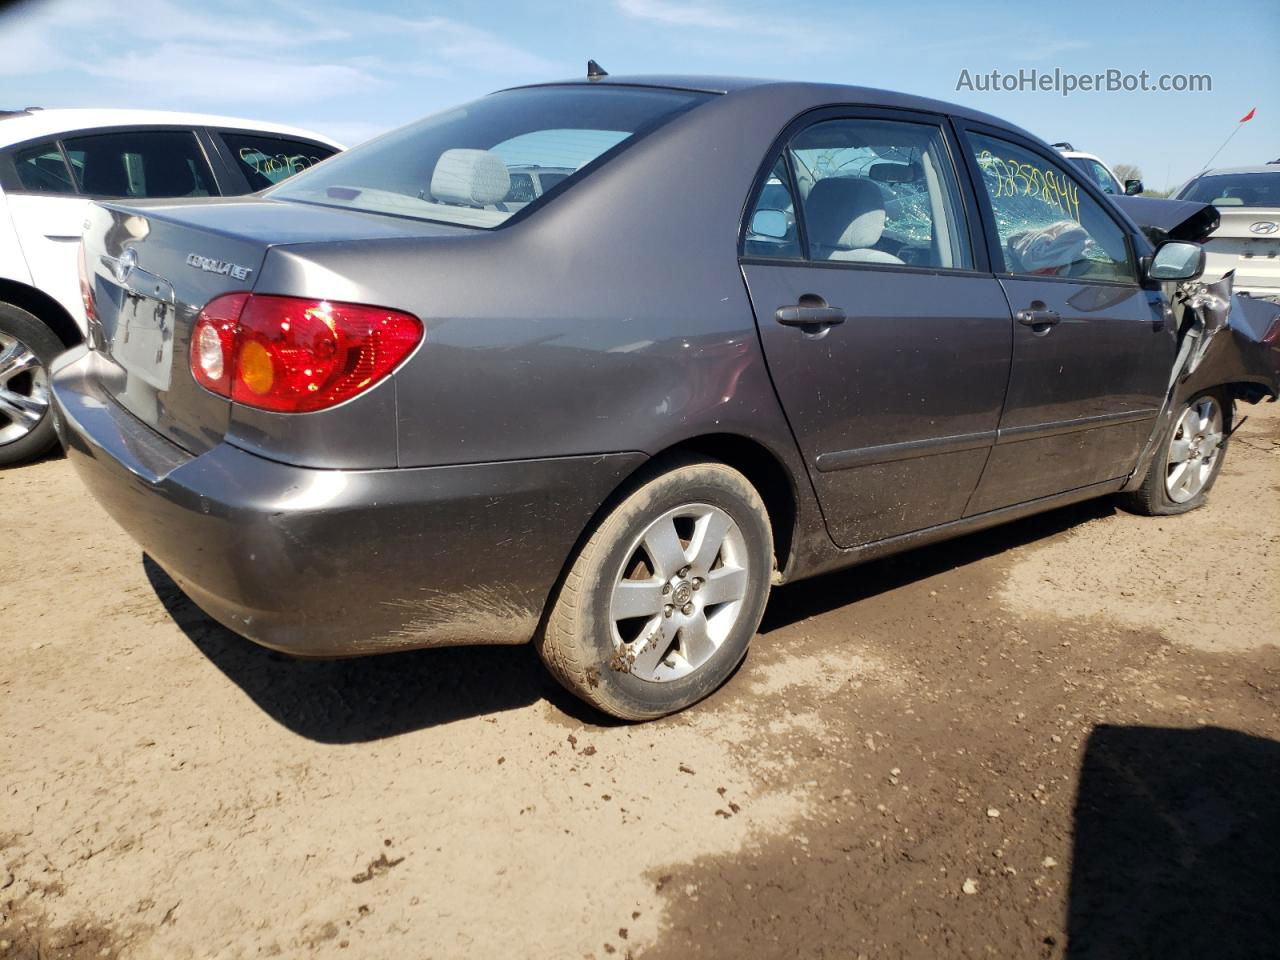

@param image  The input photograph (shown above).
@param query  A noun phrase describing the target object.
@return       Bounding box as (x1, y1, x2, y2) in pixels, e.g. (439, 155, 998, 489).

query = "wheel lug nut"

(661, 584, 672, 595)
(679, 566, 690, 578)
(664, 605, 673, 618)
(681, 602, 694, 615)
(692, 578, 703, 590)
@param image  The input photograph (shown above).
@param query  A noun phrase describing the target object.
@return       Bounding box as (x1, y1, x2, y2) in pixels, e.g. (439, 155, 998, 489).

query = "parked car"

(1052, 142, 1143, 196)
(1173, 164, 1280, 301)
(502, 164, 574, 209)
(54, 75, 1280, 720)
(0, 108, 341, 464)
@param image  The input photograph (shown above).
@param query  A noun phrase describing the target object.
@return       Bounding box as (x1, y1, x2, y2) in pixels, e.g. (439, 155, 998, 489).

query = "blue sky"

(1, 0, 1275, 189)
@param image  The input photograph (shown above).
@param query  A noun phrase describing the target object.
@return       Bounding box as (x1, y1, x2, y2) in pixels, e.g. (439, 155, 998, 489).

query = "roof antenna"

(587, 59, 608, 81)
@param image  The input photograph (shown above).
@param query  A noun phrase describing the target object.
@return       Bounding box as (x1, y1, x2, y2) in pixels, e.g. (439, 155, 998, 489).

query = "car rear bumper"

(52, 347, 645, 656)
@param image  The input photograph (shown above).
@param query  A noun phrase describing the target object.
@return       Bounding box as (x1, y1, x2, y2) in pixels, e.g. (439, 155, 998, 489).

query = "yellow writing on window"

(977, 150, 1080, 222)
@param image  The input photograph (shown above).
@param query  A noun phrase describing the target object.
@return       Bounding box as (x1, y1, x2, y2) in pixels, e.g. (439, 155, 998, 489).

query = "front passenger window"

(967, 133, 1136, 283)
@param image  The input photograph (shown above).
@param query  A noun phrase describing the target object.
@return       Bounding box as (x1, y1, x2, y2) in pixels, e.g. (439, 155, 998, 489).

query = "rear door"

(741, 109, 1013, 547)
(957, 126, 1175, 514)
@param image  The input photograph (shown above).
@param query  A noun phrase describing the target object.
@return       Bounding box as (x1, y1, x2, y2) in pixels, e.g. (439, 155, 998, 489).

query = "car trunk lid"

(1202, 207, 1280, 296)
(81, 197, 462, 455)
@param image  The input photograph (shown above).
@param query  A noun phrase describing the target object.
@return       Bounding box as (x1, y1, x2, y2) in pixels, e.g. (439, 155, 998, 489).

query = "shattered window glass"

(967, 133, 1136, 283)
(785, 118, 971, 269)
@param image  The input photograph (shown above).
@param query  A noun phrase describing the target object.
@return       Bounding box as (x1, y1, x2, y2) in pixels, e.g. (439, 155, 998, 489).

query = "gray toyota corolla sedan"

(53, 73, 1280, 720)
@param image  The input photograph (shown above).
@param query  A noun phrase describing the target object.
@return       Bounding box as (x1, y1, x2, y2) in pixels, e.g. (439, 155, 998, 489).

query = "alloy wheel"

(608, 503, 749, 683)
(1165, 396, 1223, 503)
(0, 331, 50, 447)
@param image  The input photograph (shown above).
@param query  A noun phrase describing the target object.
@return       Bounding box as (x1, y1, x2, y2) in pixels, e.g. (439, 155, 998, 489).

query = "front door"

(741, 113, 1013, 548)
(957, 129, 1177, 515)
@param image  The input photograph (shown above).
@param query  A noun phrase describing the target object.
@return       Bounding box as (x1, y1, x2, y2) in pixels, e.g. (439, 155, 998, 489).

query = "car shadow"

(144, 495, 1117, 743)
(1067, 725, 1280, 958)
(760, 495, 1116, 632)
(142, 556, 605, 743)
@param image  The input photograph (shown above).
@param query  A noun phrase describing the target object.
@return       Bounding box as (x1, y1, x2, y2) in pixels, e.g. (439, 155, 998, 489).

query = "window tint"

(743, 156, 802, 259)
(218, 131, 336, 191)
(12, 141, 76, 194)
(787, 118, 972, 269)
(536, 171, 569, 192)
(504, 172, 537, 203)
(967, 133, 1136, 283)
(1177, 172, 1280, 208)
(62, 130, 214, 198)
(267, 86, 710, 228)
(1071, 157, 1119, 195)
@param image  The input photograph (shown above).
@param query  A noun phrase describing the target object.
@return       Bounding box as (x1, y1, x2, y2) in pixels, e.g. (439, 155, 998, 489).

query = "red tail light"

(190, 294, 422, 413)
(77, 240, 97, 325)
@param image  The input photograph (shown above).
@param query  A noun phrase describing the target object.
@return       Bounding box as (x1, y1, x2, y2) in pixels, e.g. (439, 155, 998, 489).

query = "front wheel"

(537, 459, 773, 721)
(1121, 390, 1230, 516)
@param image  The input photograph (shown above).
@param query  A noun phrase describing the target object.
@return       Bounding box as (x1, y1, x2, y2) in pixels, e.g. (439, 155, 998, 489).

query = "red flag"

(1240, 107, 1256, 123)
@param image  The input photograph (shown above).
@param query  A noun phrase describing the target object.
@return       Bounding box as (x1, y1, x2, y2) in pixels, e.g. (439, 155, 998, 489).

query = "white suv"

(0, 109, 341, 464)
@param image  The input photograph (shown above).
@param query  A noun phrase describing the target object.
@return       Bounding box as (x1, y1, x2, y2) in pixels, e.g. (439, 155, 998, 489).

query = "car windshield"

(268, 86, 711, 228)
(1177, 172, 1280, 208)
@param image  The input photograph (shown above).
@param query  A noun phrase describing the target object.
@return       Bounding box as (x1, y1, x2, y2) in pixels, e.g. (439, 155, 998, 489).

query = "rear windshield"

(268, 86, 710, 228)
(1177, 172, 1280, 208)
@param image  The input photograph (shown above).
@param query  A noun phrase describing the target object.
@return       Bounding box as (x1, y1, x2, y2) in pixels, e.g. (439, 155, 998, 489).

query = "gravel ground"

(2, 402, 1277, 960)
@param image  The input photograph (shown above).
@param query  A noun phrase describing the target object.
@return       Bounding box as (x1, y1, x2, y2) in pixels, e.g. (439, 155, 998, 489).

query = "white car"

(0, 108, 341, 464)
(1052, 142, 1144, 197)
(1174, 164, 1280, 302)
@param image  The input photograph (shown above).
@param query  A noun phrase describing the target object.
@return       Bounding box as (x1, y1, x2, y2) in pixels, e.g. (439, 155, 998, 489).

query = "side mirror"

(749, 208, 789, 240)
(1148, 240, 1205, 281)
(1124, 179, 1144, 196)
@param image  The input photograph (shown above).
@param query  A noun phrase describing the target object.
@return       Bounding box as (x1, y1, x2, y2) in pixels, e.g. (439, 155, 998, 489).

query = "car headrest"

(804, 177, 886, 252)
(430, 149, 511, 207)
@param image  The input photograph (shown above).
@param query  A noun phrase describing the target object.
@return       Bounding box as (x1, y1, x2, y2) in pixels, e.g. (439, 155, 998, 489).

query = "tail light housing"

(77, 240, 97, 326)
(190, 294, 422, 413)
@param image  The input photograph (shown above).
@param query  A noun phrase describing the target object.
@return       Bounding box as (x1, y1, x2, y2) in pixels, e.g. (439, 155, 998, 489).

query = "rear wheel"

(1121, 390, 1229, 516)
(537, 459, 773, 721)
(0, 302, 61, 467)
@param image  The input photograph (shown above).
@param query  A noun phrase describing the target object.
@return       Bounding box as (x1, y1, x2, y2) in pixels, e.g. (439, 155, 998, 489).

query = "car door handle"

(775, 305, 847, 327)
(1015, 307, 1061, 328)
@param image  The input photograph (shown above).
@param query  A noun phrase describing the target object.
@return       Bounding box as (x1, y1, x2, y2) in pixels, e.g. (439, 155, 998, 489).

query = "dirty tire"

(1121, 389, 1230, 517)
(0, 301, 62, 467)
(537, 459, 773, 721)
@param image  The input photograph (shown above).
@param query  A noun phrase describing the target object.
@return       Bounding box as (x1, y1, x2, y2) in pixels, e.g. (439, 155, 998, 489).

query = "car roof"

(1190, 165, 1279, 177)
(505, 75, 1040, 141)
(1058, 149, 1105, 163)
(0, 108, 343, 150)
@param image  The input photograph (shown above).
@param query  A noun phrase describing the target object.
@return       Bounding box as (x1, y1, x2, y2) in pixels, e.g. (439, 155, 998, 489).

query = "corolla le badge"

(186, 253, 253, 281)
(1249, 221, 1279, 235)
(111, 247, 137, 284)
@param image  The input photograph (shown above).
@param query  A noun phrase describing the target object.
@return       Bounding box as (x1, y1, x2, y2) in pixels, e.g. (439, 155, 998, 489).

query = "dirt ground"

(2, 403, 1278, 960)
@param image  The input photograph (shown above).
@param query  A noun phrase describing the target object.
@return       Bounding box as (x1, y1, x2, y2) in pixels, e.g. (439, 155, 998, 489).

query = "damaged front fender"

(1122, 271, 1280, 491)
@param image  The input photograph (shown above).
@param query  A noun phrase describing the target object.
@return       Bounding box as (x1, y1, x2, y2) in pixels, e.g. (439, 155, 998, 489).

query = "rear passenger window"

(62, 130, 215, 199)
(12, 141, 76, 194)
(967, 133, 1137, 283)
(787, 118, 973, 269)
(218, 131, 335, 192)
